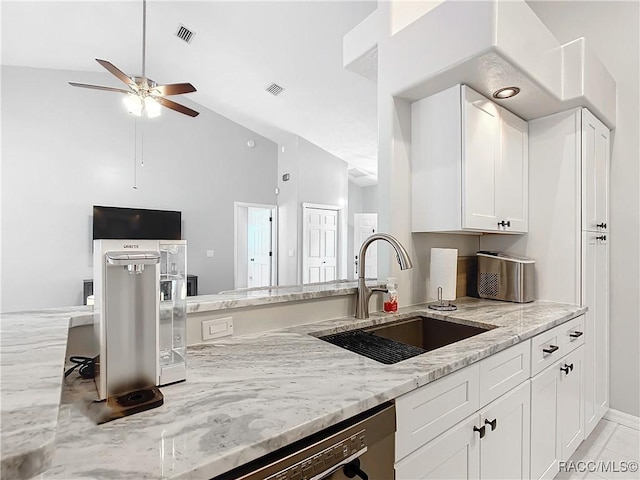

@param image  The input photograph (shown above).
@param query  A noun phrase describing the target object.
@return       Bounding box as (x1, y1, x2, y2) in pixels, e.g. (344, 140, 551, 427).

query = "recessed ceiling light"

(492, 87, 520, 99)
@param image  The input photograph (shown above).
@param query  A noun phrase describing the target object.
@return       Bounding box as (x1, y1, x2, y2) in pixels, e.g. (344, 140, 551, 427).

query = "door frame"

(301, 202, 343, 284)
(234, 202, 278, 289)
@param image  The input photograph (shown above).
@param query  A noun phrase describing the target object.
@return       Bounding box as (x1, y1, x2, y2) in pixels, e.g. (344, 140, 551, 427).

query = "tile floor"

(556, 419, 640, 479)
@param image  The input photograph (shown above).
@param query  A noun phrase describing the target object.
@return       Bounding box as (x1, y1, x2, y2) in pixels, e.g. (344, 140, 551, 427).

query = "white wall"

(277, 136, 349, 284)
(1, 66, 278, 312)
(375, 9, 480, 308)
(526, 0, 640, 420)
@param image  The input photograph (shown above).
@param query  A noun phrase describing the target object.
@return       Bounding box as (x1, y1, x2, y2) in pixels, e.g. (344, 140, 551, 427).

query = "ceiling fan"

(69, 0, 199, 118)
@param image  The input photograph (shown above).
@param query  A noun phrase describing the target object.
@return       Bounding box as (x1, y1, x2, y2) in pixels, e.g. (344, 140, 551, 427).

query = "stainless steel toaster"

(477, 251, 535, 303)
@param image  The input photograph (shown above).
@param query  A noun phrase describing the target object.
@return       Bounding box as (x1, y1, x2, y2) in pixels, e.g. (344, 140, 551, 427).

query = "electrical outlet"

(206, 250, 215, 258)
(202, 317, 233, 341)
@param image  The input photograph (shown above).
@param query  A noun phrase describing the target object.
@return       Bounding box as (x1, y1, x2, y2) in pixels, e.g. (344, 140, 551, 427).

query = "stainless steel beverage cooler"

(93, 239, 162, 400)
(93, 239, 187, 403)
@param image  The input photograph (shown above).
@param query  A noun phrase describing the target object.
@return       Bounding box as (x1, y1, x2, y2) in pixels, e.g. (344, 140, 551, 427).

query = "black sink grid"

(319, 329, 427, 365)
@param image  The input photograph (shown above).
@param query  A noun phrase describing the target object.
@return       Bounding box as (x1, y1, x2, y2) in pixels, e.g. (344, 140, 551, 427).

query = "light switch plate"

(206, 250, 215, 258)
(202, 317, 233, 341)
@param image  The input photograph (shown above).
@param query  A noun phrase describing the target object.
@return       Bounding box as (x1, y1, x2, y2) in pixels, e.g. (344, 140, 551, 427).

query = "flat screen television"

(93, 205, 181, 240)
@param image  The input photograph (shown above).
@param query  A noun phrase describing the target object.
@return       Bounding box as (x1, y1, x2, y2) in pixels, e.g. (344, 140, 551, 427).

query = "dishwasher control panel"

(266, 429, 367, 480)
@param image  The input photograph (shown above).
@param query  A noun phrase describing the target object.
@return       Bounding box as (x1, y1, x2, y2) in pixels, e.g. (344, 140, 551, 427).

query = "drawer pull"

(484, 418, 498, 431)
(596, 235, 607, 241)
(543, 345, 559, 355)
(596, 223, 607, 229)
(569, 331, 584, 339)
(560, 363, 574, 375)
(498, 220, 511, 227)
(473, 425, 486, 438)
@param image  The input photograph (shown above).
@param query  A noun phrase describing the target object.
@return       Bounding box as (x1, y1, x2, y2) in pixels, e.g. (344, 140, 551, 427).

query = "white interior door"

(303, 207, 338, 284)
(354, 213, 377, 278)
(247, 207, 273, 288)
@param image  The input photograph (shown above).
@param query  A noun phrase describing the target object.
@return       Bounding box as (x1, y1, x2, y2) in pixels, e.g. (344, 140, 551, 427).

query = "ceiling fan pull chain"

(133, 119, 138, 189)
(141, 132, 144, 168)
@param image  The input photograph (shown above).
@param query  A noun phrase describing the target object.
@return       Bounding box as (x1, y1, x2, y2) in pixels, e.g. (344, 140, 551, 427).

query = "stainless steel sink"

(363, 316, 490, 353)
(319, 316, 491, 364)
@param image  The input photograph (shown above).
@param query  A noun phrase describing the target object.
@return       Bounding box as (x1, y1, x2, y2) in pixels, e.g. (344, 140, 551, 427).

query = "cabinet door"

(462, 86, 501, 231)
(396, 364, 480, 461)
(530, 364, 561, 480)
(479, 381, 531, 480)
(395, 415, 480, 480)
(582, 109, 610, 232)
(496, 108, 528, 233)
(559, 345, 585, 460)
(582, 232, 609, 437)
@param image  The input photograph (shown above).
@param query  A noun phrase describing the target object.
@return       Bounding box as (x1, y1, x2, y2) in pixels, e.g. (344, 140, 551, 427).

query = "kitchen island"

(1, 295, 585, 479)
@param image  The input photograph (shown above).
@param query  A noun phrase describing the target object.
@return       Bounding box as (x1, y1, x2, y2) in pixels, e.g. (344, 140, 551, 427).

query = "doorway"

(302, 204, 341, 284)
(234, 202, 277, 289)
(354, 213, 378, 278)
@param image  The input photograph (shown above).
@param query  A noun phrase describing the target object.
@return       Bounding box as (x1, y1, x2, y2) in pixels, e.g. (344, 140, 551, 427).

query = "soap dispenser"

(383, 277, 399, 313)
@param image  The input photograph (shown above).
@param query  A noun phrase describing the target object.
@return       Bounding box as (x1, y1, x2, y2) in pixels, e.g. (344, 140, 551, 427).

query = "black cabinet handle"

(484, 418, 498, 431)
(597, 223, 607, 229)
(569, 331, 584, 339)
(596, 235, 607, 241)
(543, 345, 559, 355)
(343, 458, 369, 480)
(498, 220, 511, 227)
(473, 425, 486, 438)
(560, 363, 574, 375)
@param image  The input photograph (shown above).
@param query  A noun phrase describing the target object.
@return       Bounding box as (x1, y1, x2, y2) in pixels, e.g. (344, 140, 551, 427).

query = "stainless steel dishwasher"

(212, 402, 396, 480)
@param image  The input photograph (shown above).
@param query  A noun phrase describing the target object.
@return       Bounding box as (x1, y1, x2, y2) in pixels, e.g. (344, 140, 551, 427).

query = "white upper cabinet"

(412, 84, 528, 234)
(581, 109, 610, 232)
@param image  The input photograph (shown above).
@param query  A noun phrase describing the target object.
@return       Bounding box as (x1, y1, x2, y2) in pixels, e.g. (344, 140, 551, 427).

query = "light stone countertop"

(4, 298, 585, 480)
(187, 279, 380, 314)
(0, 279, 377, 479)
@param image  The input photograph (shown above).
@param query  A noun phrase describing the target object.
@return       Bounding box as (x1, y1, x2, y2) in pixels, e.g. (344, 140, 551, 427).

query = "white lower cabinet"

(530, 345, 585, 480)
(530, 360, 562, 480)
(395, 316, 587, 480)
(479, 381, 531, 480)
(395, 415, 480, 480)
(558, 346, 585, 460)
(395, 381, 531, 480)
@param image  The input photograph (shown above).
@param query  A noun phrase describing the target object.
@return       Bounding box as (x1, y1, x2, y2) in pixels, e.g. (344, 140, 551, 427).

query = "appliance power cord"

(64, 356, 97, 379)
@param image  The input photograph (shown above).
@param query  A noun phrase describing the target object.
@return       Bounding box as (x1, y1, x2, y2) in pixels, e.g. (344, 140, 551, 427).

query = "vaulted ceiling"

(1, 1, 378, 176)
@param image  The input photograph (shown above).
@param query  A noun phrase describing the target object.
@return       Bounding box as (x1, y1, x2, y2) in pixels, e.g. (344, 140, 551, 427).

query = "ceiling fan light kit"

(69, 0, 199, 118)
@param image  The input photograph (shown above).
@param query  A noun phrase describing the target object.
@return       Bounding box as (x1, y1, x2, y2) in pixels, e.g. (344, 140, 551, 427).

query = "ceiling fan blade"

(152, 83, 197, 96)
(155, 97, 200, 117)
(95, 59, 138, 91)
(68, 82, 131, 94)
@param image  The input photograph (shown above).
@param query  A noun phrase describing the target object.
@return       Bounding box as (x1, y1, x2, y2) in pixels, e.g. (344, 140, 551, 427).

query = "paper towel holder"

(429, 286, 458, 311)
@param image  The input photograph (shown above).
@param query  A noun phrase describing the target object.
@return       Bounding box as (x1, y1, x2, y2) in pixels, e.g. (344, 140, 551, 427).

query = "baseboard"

(604, 408, 640, 430)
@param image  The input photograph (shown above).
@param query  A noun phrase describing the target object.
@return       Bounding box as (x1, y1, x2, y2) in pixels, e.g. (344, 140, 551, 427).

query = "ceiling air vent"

(175, 24, 195, 44)
(266, 83, 284, 96)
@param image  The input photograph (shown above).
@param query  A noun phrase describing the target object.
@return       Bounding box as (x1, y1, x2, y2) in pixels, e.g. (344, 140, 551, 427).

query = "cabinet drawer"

(479, 341, 531, 406)
(396, 364, 480, 461)
(531, 325, 564, 376)
(531, 317, 585, 376)
(558, 315, 585, 354)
